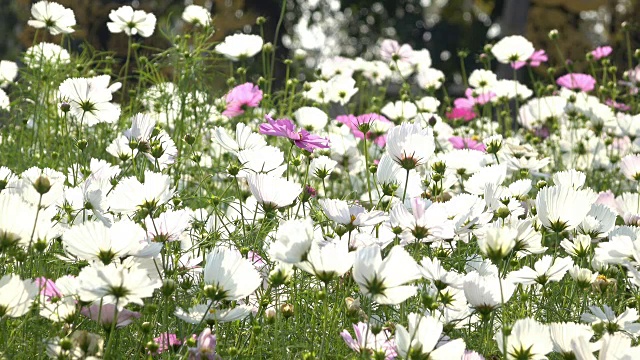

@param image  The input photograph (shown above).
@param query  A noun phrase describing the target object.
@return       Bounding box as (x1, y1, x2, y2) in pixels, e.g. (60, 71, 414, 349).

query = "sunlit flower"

(0, 274, 39, 318)
(353, 245, 421, 305)
(28, 1, 76, 35)
(107, 6, 157, 37)
(203, 247, 262, 301)
(182, 5, 212, 27)
(0, 60, 18, 88)
(58, 75, 121, 126)
(216, 34, 263, 61)
(495, 318, 553, 360)
(396, 313, 466, 359)
(491, 35, 535, 64)
(259, 115, 330, 152)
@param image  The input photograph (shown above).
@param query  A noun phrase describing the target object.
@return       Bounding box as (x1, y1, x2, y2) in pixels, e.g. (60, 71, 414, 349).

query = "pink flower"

(595, 190, 617, 211)
(591, 46, 613, 60)
(259, 115, 330, 152)
(380, 39, 413, 63)
(222, 82, 263, 117)
(462, 350, 485, 360)
(153, 333, 182, 355)
(340, 322, 397, 360)
(511, 49, 548, 69)
(80, 303, 141, 328)
(464, 88, 495, 105)
(448, 136, 486, 151)
(35, 277, 63, 300)
(605, 99, 631, 111)
(336, 113, 392, 147)
(556, 73, 596, 92)
(446, 107, 476, 121)
(188, 328, 218, 360)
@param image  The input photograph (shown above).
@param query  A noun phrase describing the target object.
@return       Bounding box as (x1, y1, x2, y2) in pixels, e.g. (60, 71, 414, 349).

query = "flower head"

(28, 1, 76, 35)
(223, 83, 263, 118)
(107, 6, 157, 37)
(259, 115, 330, 152)
(557, 73, 596, 92)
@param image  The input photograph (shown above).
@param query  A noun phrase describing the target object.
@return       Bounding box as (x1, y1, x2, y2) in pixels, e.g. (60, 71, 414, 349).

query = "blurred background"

(2, 0, 639, 89)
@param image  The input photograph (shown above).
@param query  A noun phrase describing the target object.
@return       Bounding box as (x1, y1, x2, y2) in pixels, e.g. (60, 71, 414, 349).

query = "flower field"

(3, 1, 640, 359)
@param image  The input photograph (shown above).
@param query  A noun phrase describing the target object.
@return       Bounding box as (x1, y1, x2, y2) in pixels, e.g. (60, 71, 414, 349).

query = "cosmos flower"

(591, 46, 613, 60)
(557, 73, 596, 92)
(353, 245, 421, 305)
(341, 322, 397, 359)
(202, 247, 262, 301)
(449, 136, 486, 151)
(511, 49, 547, 69)
(28, 1, 76, 35)
(107, 6, 157, 37)
(259, 115, 330, 152)
(182, 5, 211, 27)
(396, 313, 466, 359)
(491, 35, 535, 64)
(0, 274, 39, 318)
(216, 34, 263, 61)
(222, 83, 263, 118)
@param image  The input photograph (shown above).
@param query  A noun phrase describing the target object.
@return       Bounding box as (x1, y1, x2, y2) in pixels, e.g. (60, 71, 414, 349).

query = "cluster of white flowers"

(4, 1, 640, 360)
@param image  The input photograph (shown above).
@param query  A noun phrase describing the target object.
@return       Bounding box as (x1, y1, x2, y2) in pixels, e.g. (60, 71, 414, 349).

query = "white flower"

(294, 106, 328, 130)
(0, 89, 8, 110)
(269, 217, 319, 263)
(581, 305, 640, 337)
(419, 257, 464, 289)
(468, 69, 498, 88)
(107, 6, 157, 37)
(416, 68, 445, 89)
(296, 239, 354, 283)
(496, 317, 553, 360)
(549, 322, 594, 356)
(24, 43, 70, 68)
(246, 173, 302, 211)
(107, 171, 175, 214)
(182, 5, 211, 27)
(396, 313, 466, 359)
(326, 75, 358, 105)
(390, 197, 454, 243)
(491, 35, 535, 64)
(203, 247, 262, 301)
(319, 198, 388, 228)
(211, 122, 266, 156)
(28, 1, 76, 35)
(0, 60, 18, 88)
(0, 274, 39, 318)
(353, 245, 421, 305)
(58, 76, 121, 126)
(310, 156, 338, 179)
(620, 154, 640, 181)
(176, 303, 253, 324)
(216, 34, 263, 61)
(536, 185, 597, 232)
(478, 227, 517, 261)
(381, 101, 418, 122)
(572, 333, 640, 359)
(77, 261, 161, 309)
(463, 270, 515, 313)
(386, 123, 435, 170)
(508, 255, 573, 286)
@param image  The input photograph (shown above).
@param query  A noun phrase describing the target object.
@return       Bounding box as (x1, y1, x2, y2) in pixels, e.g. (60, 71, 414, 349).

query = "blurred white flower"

(182, 5, 212, 27)
(216, 34, 263, 61)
